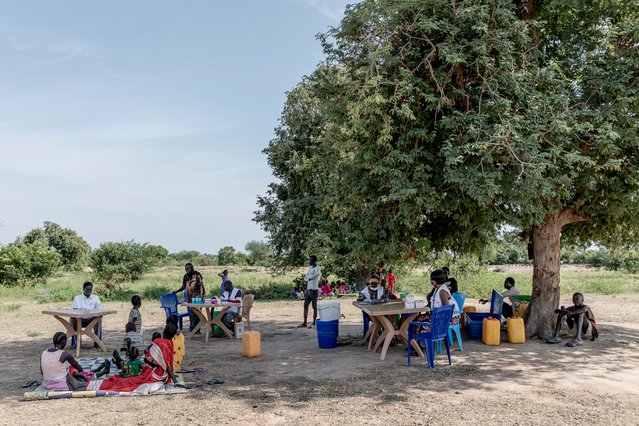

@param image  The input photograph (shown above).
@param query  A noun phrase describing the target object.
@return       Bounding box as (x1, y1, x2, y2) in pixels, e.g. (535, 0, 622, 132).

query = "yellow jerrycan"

(482, 317, 500, 346)
(242, 331, 261, 357)
(507, 317, 526, 344)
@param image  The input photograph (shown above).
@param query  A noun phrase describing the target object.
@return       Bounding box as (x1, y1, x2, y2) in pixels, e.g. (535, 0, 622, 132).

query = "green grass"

(0, 265, 637, 304)
(27, 331, 42, 337)
(1, 303, 23, 311)
(392, 268, 639, 298)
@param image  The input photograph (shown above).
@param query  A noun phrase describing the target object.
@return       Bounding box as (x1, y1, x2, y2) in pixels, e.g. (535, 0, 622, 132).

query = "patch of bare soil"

(1, 294, 638, 425)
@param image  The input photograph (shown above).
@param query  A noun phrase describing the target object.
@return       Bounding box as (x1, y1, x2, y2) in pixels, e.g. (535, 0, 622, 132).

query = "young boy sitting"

(120, 321, 146, 354)
(546, 292, 599, 347)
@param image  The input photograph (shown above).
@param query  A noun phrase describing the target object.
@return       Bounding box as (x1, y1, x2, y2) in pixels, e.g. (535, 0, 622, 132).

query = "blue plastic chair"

(408, 305, 454, 368)
(437, 292, 466, 354)
(160, 293, 190, 330)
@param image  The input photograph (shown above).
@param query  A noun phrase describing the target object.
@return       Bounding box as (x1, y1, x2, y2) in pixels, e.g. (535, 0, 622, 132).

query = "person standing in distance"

(298, 255, 321, 329)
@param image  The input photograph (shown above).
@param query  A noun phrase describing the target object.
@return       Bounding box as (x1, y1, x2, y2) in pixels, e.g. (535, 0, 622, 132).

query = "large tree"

(257, 0, 639, 337)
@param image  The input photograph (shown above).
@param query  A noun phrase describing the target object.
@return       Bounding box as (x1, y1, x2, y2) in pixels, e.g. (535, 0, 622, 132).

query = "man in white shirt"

(298, 255, 321, 329)
(220, 280, 242, 332)
(71, 281, 103, 348)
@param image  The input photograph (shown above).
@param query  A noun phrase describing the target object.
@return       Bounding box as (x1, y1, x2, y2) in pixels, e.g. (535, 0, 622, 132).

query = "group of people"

(171, 263, 243, 333)
(41, 281, 185, 392)
(40, 262, 242, 393)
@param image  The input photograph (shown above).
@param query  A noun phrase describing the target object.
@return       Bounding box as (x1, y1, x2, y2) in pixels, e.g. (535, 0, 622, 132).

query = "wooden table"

(353, 301, 429, 360)
(182, 302, 238, 342)
(42, 309, 117, 357)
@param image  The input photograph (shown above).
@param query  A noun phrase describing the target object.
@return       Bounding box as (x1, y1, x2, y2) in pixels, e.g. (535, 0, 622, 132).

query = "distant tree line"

(0, 223, 276, 287)
(481, 230, 639, 273)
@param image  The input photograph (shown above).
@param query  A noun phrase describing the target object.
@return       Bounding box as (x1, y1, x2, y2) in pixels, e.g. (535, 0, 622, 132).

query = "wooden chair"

(234, 294, 254, 330)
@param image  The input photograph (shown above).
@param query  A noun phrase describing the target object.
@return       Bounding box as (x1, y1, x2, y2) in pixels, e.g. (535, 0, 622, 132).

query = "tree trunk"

(524, 208, 587, 339)
(355, 260, 369, 291)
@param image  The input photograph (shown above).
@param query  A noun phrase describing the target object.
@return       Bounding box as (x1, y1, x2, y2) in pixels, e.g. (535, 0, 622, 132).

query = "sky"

(0, 0, 355, 253)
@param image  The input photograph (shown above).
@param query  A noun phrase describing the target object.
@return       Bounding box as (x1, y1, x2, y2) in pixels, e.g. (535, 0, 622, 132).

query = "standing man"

(71, 281, 102, 348)
(173, 263, 205, 331)
(298, 255, 321, 329)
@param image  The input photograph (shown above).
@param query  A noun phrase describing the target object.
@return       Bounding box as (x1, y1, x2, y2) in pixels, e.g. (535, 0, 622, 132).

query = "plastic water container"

(482, 317, 501, 346)
(242, 331, 261, 357)
(316, 319, 339, 348)
(507, 317, 525, 343)
(318, 301, 340, 321)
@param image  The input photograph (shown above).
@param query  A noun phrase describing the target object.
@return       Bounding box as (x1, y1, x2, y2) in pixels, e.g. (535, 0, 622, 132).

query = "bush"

(241, 282, 294, 300)
(22, 221, 91, 271)
(90, 241, 168, 288)
(0, 241, 60, 286)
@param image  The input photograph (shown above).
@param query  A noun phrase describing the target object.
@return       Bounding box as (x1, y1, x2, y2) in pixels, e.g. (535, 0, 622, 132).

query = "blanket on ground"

(23, 357, 188, 401)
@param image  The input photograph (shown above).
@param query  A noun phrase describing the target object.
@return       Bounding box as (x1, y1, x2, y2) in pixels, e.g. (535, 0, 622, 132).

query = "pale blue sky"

(0, 0, 354, 253)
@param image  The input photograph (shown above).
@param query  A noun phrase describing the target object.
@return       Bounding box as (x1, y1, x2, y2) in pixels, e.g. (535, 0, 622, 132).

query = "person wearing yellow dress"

(166, 315, 185, 372)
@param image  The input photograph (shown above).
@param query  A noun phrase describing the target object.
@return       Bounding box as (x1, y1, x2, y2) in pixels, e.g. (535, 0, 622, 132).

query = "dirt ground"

(1, 292, 638, 426)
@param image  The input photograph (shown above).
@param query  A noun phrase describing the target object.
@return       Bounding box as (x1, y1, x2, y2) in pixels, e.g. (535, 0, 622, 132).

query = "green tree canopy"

(22, 221, 91, 271)
(257, 0, 639, 337)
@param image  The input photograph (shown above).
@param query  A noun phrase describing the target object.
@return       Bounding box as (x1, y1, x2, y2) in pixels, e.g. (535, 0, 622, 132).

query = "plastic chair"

(160, 293, 190, 330)
(408, 305, 454, 368)
(513, 295, 532, 317)
(437, 292, 466, 354)
(234, 294, 254, 330)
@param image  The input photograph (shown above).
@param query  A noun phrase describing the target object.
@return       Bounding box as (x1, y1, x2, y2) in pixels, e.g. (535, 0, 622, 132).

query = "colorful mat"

(24, 357, 188, 401)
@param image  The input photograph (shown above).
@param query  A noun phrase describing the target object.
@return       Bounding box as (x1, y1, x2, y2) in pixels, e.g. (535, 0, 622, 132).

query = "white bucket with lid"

(318, 301, 340, 321)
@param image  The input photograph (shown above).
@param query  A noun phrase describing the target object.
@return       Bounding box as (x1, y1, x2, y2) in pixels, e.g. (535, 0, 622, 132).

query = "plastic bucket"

(318, 301, 340, 321)
(316, 319, 339, 349)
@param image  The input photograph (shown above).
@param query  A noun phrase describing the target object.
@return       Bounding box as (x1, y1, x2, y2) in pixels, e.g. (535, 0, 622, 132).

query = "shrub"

(0, 241, 60, 286)
(90, 241, 168, 288)
(22, 221, 91, 271)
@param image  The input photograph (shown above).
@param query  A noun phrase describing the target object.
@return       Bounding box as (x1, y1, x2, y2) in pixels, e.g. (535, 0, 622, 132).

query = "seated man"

(71, 281, 102, 348)
(479, 277, 520, 318)
(220, 280, 242, 332)
(546, 292, 599, 347)
(357, 275, 386, 302)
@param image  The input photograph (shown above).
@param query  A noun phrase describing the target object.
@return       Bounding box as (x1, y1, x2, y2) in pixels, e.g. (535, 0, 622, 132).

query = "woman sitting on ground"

(41, 332, 110, 391)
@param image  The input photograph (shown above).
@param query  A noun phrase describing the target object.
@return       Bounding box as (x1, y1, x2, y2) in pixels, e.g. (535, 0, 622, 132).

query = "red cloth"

(93, 338, 174, 392)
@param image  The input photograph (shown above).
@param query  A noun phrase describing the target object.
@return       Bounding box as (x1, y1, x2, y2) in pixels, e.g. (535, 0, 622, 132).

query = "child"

(546, 292, 599, 347)
(120, 321, 146, 355)
(166, 315, 185, 373)
(113, 345, 143, 377)
(338, 281, 347, 294)
(128, 295, 142, 335)
(291, 285, 301, 300)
